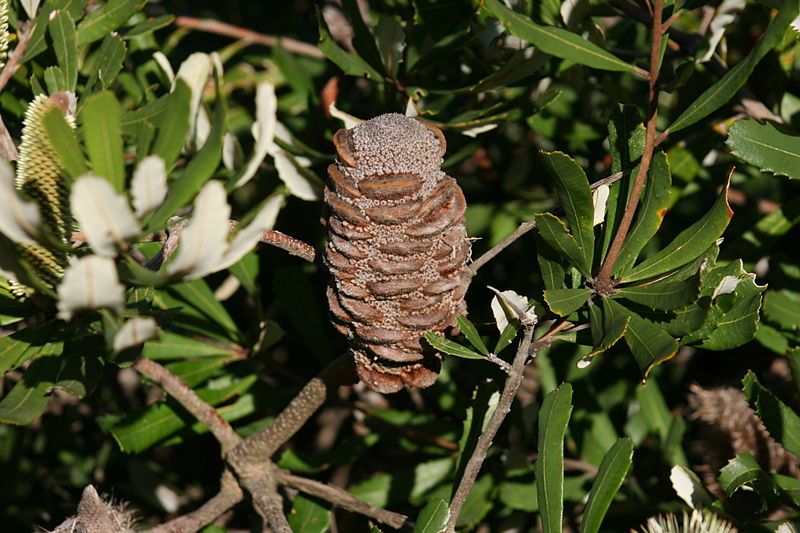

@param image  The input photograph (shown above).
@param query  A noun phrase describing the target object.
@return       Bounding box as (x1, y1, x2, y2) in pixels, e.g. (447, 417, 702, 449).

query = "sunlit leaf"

(56, 255, 125, 320)
(0, 159, 41, 244)
(424, 332, 484, 360)
(81, 91, 125, 191)
(113, 317, 158, 353)
(71, 175, 139, 256)
(544, 288, 591, 316)
(131, 156, 168, 218)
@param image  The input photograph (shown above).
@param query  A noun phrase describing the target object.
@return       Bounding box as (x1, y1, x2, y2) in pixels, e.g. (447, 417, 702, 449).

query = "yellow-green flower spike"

(0, 0, 8, 69)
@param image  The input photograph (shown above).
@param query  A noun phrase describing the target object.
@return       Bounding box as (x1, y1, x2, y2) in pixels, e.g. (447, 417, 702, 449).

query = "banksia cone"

(324, 113, 471, 393)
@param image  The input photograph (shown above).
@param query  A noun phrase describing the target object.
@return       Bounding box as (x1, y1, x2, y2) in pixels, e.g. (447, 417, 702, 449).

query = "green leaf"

(456, 316, 489, 356)
(43, 107, 87, 179)
(613, 152, 672, 276)
(288, 494, 330, 533)
(149, 81, 192, 169)
(666, 0, 800, 134)
(44, 66, 67, 93)
(621, 178, 732, 283)
(229, 252, 260, 295)
(617, 301, 679, 377)
(375, 16, 405, 79)
(543, 288, 591, 316)
(86, 34, 127, 92)
(0, 354, 62, 425)
(0, 322, 61, 375)
(580, 437, 633, 533)
(76, 0, 143, 46)
(718, 452, 777, 502)
(164, 280, 240, 341)
(494, 320, 520, 354)
(424, 332, 484, 360)
(122, 93, 172, 135)
(81, 91, 125, 191)
(535, 213, 591, 278)
(536, 382, 573, 533)
(141, 332, 235, 360)
(763, 290, 800, 330)
(743, 371, 800, 457)
(541, 151, 595, 273)
(341, 0, 386, 76)
(413, 498, 449, 533)
(145, 93, 225, 232)
(586, 297, 630, 359)
(317, 8, 384, 81)
(616, 278, 696, 311)
(166, 357, 230, 387)
(727, 119, 800, 180)
(482, 0, 645, 77)
(124, 14, 175, 38)
(536, 234, 566, 290)
(48, 10, 78, 92)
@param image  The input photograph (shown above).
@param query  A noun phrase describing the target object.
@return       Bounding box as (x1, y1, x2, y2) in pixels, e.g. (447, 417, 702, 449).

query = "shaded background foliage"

(0, 0, 799, 531)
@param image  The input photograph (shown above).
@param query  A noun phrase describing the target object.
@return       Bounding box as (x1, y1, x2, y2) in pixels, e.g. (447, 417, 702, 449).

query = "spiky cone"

(13, 93, 76, 293)
(324, 114, 471, 394)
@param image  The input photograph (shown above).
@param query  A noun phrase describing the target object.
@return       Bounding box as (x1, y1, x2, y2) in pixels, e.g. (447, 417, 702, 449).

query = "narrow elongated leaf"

(341, 0, 386, 76)
(541, 151, 595, 273)
(494, 320, 520, 354)
(536, 235, 566, 290)
(48, 10, 77, 91)
(235, 82, 277, 187)
(536, 383, 573, 533)
(585, 297, 630, 360)
(0, 322, 60, 375)
(727, 119, 800, 180)
(85, 33, 127, 92)
(616, 278, 696, 311)
(535, 213, 591, 278)
(613, 152, 672, 275)
(150, 81, 192, 169)
(175, 53, 213, 150)
(76, 0, 142, 45)
(0, 354, 61, 425)
(71, 175, 139, 256)
(544, 288, 591, 316)
(414, 498, 450, 533)
(456, 316, 489, 356)
(124, 14, 175, 38)
(317, 9, 384, 80)
(131, 156, 167, 217)
(164, 280, 240, 339)
(622, 178, 732, 283)
(482, 0, 645, 76)
(614, 300, 679, 377)
(141, 331, 235, 360)
(424, 332, 484, 359)
(667, 0, 799, 134)
(81, 91, 125, 191)
(212, 194, 283, 274)
(580, 437, 633, 533)
(670, 465, 713, 509)
(743, 371, 800, 457)
(43, 108, 87, 179)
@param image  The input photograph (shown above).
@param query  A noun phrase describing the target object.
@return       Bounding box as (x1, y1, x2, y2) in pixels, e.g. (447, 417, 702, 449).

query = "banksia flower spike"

(637, 509, 737, 533)
(14, 93, 76, 291)
(0, 0, 8, 69)
(324, 113, 471, 393)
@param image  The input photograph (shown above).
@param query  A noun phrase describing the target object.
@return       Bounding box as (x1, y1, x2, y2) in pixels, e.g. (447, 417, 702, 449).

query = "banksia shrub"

(324, 113, 471, 393)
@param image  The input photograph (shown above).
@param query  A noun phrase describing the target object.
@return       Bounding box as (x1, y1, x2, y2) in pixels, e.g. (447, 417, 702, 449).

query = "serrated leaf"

(317, 8, 384, 81)
(131, 155, 167, 217)
(622, 177, 732, 283)
(667, 0, 799, 134)
(544, 288, 591, 316)
(81, 91, 125, 191)
(76, 0, 142, 46)
(424, 332, 484, 359)
(536, 383, 573, 533)
(718, 452, 777, 503)
(413, 498, 449, 533)
(0, 159, 41, 244)
(43, 107, 87, 179)
(580, 437, 633, 533)
(727, 119, 800, 180)
(56, 256, 125, 320)
(535, 213, 591, 278)
(456, 316, 489, 356)
(48, 10, 77, 91)
(70, 175, 139, 256)
(743, 371, 800, 457)
(614, 300, 679, 377)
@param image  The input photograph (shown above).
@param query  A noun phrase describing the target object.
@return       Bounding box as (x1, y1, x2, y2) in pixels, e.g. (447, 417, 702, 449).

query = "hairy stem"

(594, 0, 665, 292)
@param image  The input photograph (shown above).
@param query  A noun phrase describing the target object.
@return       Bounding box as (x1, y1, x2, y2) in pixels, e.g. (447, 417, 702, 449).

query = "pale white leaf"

(701, 0, 745, 62)
(194, 106, 211, 149)
(235, 82, 277, 187)
(328, 101, 364, 129)
(57, 256, 125, 320)
(560, 0, 589, 30)
(132, 156, 168, 217)
(222, 133, 239, 171)
(670, 465, 712, 509)
(21, 0, 40, 19)
(153, 52, 175, 83)
(154, 484, 181, 513)
(490, 288, 533, 333)
(71, 175, 139, 256)
(712, 274, 742, 299)
(175, 52, 213, 150)
(404, 98, 418, 118)
(213, 194, 284, 272)
(274, 151, 319, 201)
(166, 181, 230, 279)
(461, 124, 498, 138)
(0, 159, 41, 244)
(793, 15, 800, 36)
(592, 183, 610, 226)
(113, 317, 158, 353)
(777, 523, 798, 533)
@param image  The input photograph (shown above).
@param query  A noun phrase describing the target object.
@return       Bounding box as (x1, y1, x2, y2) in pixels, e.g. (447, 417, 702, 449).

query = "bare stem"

(276, 470, 411, 530)
(174, 16, 324, 59)
(445, 320, 536, 532)
(0, 21, 32, 95)
(148, 471, 243, 533)
(593, 0, 665, 293)
(134, 358, 242, 454)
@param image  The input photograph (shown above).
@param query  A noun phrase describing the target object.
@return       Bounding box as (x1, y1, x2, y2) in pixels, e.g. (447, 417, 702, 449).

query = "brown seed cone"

(323, 114, 471, 394)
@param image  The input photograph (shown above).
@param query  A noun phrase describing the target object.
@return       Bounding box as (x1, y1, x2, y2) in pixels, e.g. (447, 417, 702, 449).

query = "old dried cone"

(324, 113, 471, 393)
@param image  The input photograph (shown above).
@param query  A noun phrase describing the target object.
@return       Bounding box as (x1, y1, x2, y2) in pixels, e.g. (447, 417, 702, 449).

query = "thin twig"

(0, 21, 32, 95)
(148, 471, 243, 533)
(174, 16, 324, 59)
(0, 113, 18, 161)
(445, 317, 537, 532)
(276, 470, 411, 530)
(134, 358, 242, 454)
(593, 0, 665, 293)
(469, 171, 627, 276)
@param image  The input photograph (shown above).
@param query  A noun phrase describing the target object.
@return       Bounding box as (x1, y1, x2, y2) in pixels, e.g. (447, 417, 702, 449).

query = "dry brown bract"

(324, 113, 470, 393)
